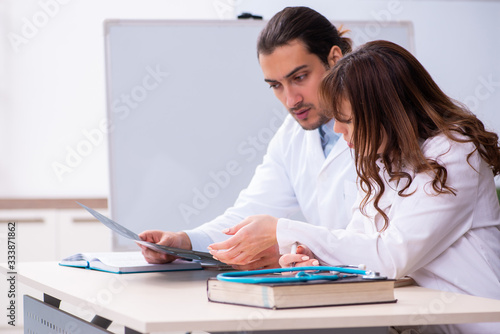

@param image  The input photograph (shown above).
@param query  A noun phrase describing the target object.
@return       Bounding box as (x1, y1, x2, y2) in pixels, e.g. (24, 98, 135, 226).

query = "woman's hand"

(208, 215, 279, 268)
(279, 244, 319, 267)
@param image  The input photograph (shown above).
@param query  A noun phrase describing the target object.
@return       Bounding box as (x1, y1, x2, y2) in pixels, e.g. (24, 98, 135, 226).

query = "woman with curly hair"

(279, 40, 500, 333)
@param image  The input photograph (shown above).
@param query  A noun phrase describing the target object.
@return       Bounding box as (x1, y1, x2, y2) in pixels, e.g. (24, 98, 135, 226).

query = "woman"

(279, 40, 500, 333)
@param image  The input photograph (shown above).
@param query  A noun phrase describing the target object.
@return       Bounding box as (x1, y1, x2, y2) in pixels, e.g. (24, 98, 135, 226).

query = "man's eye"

(269, 83, 281, 89)
(295, 74, 306, 82)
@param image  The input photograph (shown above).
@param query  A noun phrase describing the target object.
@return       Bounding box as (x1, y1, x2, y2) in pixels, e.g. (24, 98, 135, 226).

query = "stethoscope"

(217, 265, 387, 284)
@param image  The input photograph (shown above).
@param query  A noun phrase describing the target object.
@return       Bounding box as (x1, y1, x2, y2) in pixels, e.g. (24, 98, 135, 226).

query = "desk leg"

(43, 293, 61, 308)
(45, 293, 114, 331)
(24, 294, 115, 333)
(92, 314, 113, 329)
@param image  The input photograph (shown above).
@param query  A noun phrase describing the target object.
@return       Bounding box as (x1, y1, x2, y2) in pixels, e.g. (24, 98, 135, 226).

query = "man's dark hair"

(257, 6, 352, 65)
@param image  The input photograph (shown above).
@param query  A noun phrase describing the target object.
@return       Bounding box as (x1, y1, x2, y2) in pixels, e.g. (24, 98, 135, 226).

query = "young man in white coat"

(139, 7, 357, 269)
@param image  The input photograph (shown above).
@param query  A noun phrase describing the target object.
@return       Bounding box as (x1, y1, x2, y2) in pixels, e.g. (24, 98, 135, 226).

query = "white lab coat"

(185, 115, 357, 250)
(277, 133, 500, 333)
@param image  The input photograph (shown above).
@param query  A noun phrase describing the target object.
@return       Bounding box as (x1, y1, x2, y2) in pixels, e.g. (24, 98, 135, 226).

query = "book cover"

(207, 275, 396, 309)
(59, 251, 202, 274)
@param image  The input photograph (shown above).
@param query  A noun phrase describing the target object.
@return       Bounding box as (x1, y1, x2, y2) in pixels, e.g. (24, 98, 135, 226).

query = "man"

(139, 6, 357, 269)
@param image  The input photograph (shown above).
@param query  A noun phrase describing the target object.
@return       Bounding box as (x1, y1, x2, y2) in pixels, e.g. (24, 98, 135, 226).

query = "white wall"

(0, 0, 237, 198)
(1, 0, 499, 198)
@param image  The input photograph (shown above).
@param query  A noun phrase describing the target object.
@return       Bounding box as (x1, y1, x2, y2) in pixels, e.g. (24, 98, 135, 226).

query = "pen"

(290, 241, 299, 267)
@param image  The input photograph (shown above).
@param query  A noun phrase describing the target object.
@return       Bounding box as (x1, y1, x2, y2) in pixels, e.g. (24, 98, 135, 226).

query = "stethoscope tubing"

(216, 266, 368, 284)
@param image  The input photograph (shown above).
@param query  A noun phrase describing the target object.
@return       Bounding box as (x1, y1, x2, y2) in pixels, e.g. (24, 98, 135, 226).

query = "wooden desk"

(2, 262, 500, 333)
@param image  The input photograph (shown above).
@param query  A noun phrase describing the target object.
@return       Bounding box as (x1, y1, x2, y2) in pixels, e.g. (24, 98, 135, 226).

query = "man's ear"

(327, 45, 343, 68)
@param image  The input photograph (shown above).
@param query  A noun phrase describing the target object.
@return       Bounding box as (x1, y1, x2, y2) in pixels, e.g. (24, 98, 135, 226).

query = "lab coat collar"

(321, 137, 352, 172)
(307, 124, 352, 174)
(309, 128, 328, 170)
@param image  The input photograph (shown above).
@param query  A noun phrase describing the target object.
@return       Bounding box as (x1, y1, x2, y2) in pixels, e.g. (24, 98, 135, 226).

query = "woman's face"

(332, 99, 387, 154)
(332, 99, 354, 149)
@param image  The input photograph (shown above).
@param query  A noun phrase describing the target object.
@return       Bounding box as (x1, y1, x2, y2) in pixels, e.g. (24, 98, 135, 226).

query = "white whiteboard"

(104, 19, 414, 250)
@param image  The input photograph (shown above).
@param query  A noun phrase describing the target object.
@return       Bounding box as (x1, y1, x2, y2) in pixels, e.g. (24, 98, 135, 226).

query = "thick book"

(207, 276, 396, 309)
(59, 251, 202, 274)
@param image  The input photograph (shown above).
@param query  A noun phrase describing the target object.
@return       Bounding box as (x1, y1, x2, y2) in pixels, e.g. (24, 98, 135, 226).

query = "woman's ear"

(327, 45, 343, 68)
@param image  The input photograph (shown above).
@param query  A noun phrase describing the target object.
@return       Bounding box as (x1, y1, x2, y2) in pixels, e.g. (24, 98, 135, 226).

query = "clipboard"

(77, 202, 223, 265)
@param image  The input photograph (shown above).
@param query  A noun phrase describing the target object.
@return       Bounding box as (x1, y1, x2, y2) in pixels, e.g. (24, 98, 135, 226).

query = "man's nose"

(284, 86, 302, 109)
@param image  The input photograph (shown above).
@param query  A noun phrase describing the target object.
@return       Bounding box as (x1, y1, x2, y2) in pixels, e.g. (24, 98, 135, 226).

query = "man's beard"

(290, 104, 330, 131)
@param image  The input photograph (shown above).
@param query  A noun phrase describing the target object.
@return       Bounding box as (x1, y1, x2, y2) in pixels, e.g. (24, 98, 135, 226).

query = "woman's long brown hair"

(320, 40, 500, 231)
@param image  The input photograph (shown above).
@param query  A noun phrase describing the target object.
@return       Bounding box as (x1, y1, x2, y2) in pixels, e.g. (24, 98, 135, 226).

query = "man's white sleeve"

(184, 117, 300, 251)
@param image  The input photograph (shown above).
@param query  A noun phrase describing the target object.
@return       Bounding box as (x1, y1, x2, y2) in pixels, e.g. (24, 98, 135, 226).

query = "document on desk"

(60, 251, 202, 273)
(77, 202, 224, 265)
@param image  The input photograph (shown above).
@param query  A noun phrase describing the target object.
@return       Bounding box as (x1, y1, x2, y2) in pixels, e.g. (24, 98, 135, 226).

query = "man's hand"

(231, 244, 281, 270)
(208, 215, 279, 267)
(138, 230, 192, 264)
